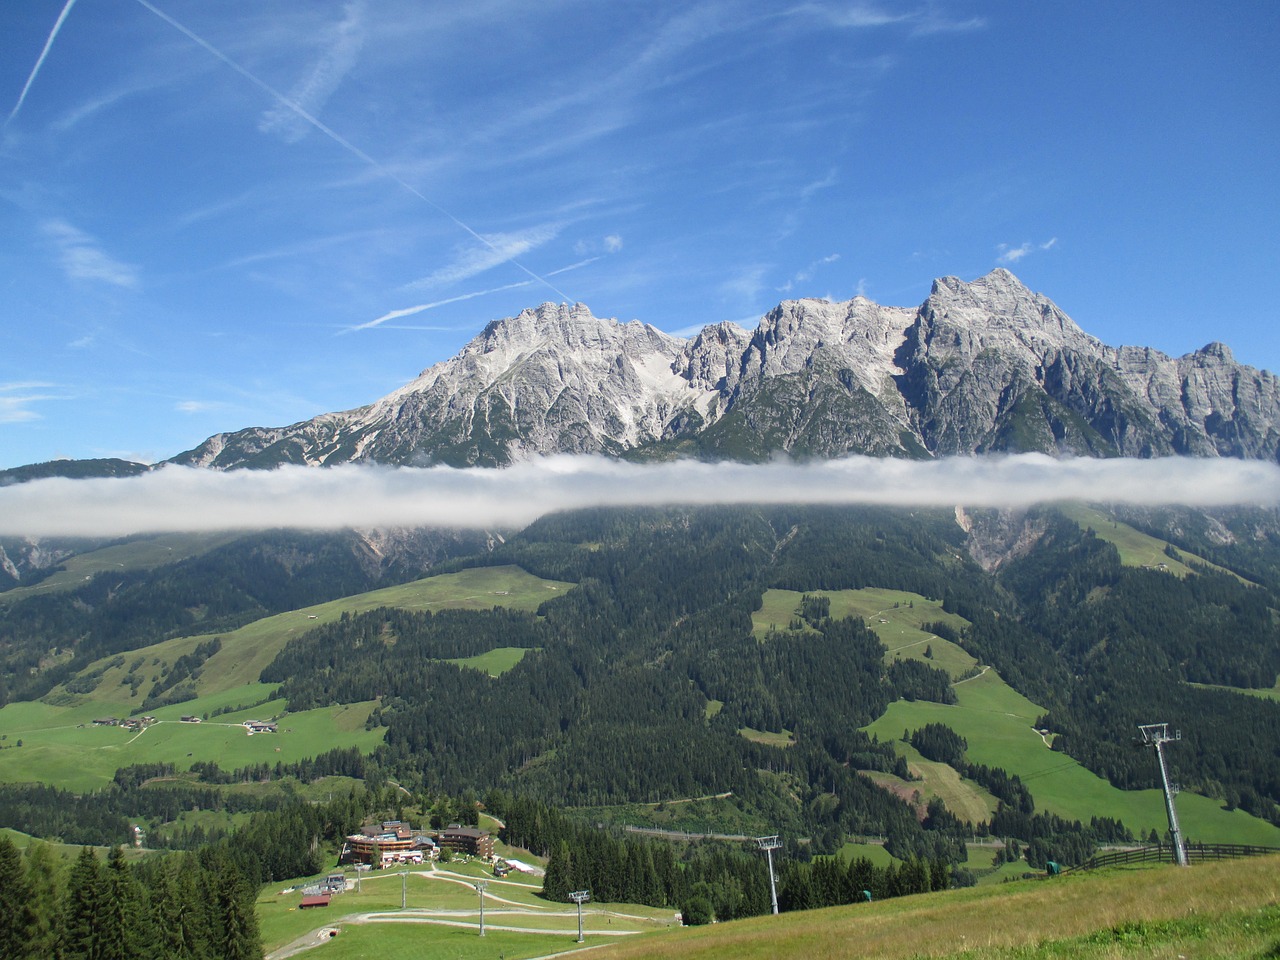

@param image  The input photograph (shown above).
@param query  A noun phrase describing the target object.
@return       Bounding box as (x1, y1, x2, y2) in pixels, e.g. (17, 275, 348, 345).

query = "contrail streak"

(7, 0, 81, 123)
(346, 278, 537, 334)
(131, 0, 572, 303)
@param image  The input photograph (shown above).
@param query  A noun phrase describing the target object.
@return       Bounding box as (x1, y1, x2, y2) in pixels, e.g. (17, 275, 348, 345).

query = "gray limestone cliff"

(170, 269, 1280, 468)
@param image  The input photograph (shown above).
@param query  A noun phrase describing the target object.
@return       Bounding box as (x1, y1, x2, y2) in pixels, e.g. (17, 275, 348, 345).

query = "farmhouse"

(243, 720, 278, 733)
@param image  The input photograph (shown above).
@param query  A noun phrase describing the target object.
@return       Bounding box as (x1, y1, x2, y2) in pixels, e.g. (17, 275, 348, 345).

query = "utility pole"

(1137, 723, 1188, 866)
(475, 880, 489, 936)
(569, 890, 590, 943)
(755, 836, 782, 915)
(401, 869, 407, 908)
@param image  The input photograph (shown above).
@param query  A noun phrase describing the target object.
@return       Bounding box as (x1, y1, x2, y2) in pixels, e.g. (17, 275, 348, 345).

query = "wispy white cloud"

(175, 400, 224, 413)
(259, 0, 366, 143)
(911, 10, 987, 36)
(789, 3, 984, 37)
(1, 455, 1276, 537)
(787, 3, 909, 29)
(778, 253, 840, 293)
(997, 237, 1058, 265)
(604, 234, 624, 253)
(0, 382, 61, 423)
(800, 169, 839, 200)
(41, 220, 138, 288)
(406, 223, 562, 289)
(721, 264, 771, 305)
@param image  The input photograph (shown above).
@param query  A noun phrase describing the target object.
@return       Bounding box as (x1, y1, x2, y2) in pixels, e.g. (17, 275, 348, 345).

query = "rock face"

(170, 269, 1280, 468)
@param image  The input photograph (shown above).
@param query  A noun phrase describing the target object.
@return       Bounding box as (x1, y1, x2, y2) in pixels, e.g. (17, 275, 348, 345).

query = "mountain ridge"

(20, 269, 1280, 474)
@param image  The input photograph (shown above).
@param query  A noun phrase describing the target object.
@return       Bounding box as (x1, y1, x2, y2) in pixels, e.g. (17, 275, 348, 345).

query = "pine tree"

(212, 859, 262, 960)
(153, 855, 212, 960)
(102, 844, 154, 960)
(542, 840, 572, 901)
(24, 841, 62, 960)
(62, 846, 102, 960)
(0, 836, 34, 960)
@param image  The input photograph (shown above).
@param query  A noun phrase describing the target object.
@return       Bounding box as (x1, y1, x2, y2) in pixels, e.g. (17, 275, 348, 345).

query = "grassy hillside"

(0, 532, 242, 604)
(1057, 502, 1247, 581)
(751, 583, 1280, 845)
(753, 587, 976, 678)
(864, 664, 1280, 845)
(593, 855, 1280, 960)
(0, 565, 573, 790)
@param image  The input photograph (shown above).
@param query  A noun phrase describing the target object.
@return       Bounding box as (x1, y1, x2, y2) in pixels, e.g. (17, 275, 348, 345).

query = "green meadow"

(445, 646, 532, 677)
(1056, 502, 1246, 581)
(753, 587, 976, 678)
(864, 665, 1280, 845)
(745, 584, 1280, 844)
(0, 565, 573, 790)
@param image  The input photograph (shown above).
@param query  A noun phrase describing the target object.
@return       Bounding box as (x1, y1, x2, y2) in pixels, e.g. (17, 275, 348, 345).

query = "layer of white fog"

(1, 454, 1277, 537)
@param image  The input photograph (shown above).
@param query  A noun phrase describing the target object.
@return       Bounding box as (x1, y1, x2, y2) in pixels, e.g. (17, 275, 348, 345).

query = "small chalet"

(299, 894, 331, 909)
(243, 720, 278, 734)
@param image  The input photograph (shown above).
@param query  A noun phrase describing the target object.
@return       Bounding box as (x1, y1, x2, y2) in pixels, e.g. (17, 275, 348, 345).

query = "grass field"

(0, 565, 573, 791)
(0, 701, 384, 792)
(738, 726, 795, 747)
(1190, 680, 1280, 702)
(446, 646, 533, 677)
(592, 855, 1280, 960)
(1056, 502, 1247, 581)
(832, 841, 901, 868)
(861, 740, 999, 826)
(257, 862, 676, 960)
(753, 588, 976, 678)
(864, 667, 1280, 846)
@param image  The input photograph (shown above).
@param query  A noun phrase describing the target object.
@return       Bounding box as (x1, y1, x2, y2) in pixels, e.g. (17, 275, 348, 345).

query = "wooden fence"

(1067, 842, 1280, 873)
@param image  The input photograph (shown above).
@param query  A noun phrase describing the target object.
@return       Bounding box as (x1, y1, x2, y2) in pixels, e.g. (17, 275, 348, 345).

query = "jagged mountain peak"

(167, 270, 1280, 469)
(921, 268, 1095, 356)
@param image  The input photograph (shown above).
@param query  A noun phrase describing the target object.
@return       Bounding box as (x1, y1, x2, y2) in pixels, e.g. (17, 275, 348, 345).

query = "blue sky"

(2, 0, 1277, 469)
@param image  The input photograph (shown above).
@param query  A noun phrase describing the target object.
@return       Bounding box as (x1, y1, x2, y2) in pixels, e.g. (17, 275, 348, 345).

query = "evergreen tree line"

(0, 835, 260, 960)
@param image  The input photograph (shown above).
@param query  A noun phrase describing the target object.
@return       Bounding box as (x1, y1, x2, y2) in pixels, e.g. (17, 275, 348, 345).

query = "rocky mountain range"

(145, 269, 1280, 469)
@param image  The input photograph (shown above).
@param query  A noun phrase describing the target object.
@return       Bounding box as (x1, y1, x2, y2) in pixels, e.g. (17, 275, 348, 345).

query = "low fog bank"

(1, 454, 1277, 537)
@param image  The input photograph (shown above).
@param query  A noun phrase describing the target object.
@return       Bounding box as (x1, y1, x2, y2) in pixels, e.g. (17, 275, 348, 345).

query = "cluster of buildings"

(92, 715, 156, 731)
(339, 820, 495, 869)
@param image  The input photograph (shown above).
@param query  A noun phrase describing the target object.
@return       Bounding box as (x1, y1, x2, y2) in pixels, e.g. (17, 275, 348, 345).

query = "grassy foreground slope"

(596, 856, 1280, 960)
(0, 565, 573, 790)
